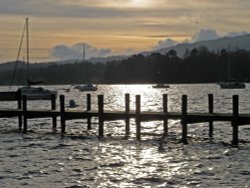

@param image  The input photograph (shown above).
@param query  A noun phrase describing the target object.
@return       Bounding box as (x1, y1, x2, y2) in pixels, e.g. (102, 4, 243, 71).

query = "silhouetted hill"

(89, 55, 128, 63)
(143, 34, 250, 57)
(0, 61, 25, 72)
(0, 61, 57, 72)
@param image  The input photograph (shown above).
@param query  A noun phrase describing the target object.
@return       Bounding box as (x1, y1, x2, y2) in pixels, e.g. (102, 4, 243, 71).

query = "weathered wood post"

(87, 94, 92, 130)
(22, 95, 27, 134)
(60, 95, 66, 133)
(98, 95, 104, 137)
(17, 90, 22, 130)
(163, 94, 168, 135)
(136, 95, 141, 140)
(181, 95, 188, 144)
(208, 94, 214, 138)
(51, 94, 57, 131)
(232, 95, 239, 146)
(125, 93, 130, 135)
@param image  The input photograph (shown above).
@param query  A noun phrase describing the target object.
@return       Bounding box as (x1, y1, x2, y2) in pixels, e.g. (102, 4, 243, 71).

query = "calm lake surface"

(0, 84, 249, 188)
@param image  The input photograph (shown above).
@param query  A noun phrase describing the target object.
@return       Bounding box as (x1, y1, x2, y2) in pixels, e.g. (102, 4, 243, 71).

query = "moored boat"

(74, 84, 98, 91)
(13, 18, 57, 99)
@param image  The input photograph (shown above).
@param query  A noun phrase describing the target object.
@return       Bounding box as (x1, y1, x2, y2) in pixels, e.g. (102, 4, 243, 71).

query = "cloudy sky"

(0, 0, 250, 62)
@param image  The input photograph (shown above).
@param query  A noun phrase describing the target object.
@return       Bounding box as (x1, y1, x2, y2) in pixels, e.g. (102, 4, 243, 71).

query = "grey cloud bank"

(51, 43, 112, 60)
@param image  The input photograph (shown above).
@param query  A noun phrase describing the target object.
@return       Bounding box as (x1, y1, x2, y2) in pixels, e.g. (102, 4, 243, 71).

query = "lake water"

(0, 84, 249, 188)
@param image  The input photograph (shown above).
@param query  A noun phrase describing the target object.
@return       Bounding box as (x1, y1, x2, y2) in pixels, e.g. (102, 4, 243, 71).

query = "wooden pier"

(0, 92, 249, 146)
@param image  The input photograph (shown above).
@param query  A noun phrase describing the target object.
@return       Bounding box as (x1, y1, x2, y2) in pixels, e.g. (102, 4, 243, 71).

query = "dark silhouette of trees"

(1, 47, 250, 85)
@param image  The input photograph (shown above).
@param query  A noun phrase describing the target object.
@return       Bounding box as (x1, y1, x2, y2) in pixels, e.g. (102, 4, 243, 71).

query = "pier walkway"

(0, 92, 249, 146)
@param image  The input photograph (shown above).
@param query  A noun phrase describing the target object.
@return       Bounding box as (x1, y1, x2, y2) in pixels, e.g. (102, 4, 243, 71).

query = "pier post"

(17, 90, 22, 130)
(87, 94, 92, 130)
(125, 93, 130, 135)
(232, 95, 239, 146)
(60, 95, 66, 133)
(51, 94, 57, 131)
(23, 95, 27, 134)
(208, 94, 214, 138)
(181, 95, 188, 144)
(136, 95, 141, 140)
(98, 95, 104, 137)
(163, 94, 168, 135)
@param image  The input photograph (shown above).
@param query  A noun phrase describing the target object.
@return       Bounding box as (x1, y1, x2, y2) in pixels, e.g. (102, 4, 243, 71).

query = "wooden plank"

(0, 92, 19, 101)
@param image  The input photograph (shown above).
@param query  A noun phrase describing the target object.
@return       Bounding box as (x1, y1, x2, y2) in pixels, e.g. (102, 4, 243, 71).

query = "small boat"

(13, 18, 57, 99)
(218, 81, 246, 89)
(218, 46, 245, 89)
(152, 84, 170, 88)
(75, 84, 98, 92)
(18, 86, 57, 100)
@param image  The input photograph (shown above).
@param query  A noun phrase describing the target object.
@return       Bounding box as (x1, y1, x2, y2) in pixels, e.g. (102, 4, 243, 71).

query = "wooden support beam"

(51, 94, 57, 131)
(17, 90, 22, 130)
(181, 95, 188, 144)
(163, 94, 168, 135)
(232, 95, 239, 146)
(87, 94, 92, 130)
(23, 95, 27, 134)
(208, 94, 214, 138)
(98, 95, 104, 137)
(136, 95, 141, 140)
(60, 95, 66, 133)
(125, 93, 130, 136)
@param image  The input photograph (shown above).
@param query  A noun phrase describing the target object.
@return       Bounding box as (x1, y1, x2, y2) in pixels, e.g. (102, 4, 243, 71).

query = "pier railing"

(0, 92, 249, 146)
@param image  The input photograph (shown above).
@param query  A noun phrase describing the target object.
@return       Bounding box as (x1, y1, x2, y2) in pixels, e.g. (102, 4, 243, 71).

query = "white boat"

(152, 70, 170, 88)
(152, 84, 170, 89)
(74, 84, 98, 91)
(18, 86, 57, 100)
(218, 81, 246, 89)
(14, 18, 57, 99)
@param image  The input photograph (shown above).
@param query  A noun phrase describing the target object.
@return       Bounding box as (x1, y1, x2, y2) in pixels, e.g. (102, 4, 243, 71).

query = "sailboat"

(13, 18, 57, 99)
(152, 71, 170, 88)
(218, 47, 245, 89)
(73, 44, 98, 92)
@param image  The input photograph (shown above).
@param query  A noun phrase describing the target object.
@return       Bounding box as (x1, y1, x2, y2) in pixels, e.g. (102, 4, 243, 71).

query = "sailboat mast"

(83, 43, 85, 62)
(26, 17, 30, 82)
(227, 45, 231, 81)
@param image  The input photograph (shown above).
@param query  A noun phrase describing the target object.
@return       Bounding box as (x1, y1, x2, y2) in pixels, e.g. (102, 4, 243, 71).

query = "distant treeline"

(1, 46, 250, 85)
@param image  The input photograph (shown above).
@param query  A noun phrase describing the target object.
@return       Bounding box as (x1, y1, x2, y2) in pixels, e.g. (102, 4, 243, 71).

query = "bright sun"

(131, 0, 149, 7)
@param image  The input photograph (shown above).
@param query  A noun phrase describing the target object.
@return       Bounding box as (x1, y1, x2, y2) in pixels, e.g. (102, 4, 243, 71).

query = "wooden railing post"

(87, 94, 92, 130)
(17, 90, 22, 130)
(181, 95, 188, 144)
(51, 94, 57, 131)
(60, 95, 66, 133)
(163, 94, 168, 135)
(208, 94, 214, 138)
(98, 95, 104, 137)
(136, 95, 141, 140)
(232, 95, 239, 146)
(23, 95, 27, 134)
(125, 93, 130, 135)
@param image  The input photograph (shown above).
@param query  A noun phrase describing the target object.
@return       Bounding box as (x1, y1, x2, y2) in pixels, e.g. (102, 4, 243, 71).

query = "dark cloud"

(192, 29, 220, 42)
(192, 29, 249, 42)
(153, 28, 249, 50)
(51, 45, 81, 60)
(153, 39, 178, 50)
(226, 31, 248, 37)
(51, 43, 112, 60)
(0, 0, 122, 18)
(0, 0, 195, 19)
